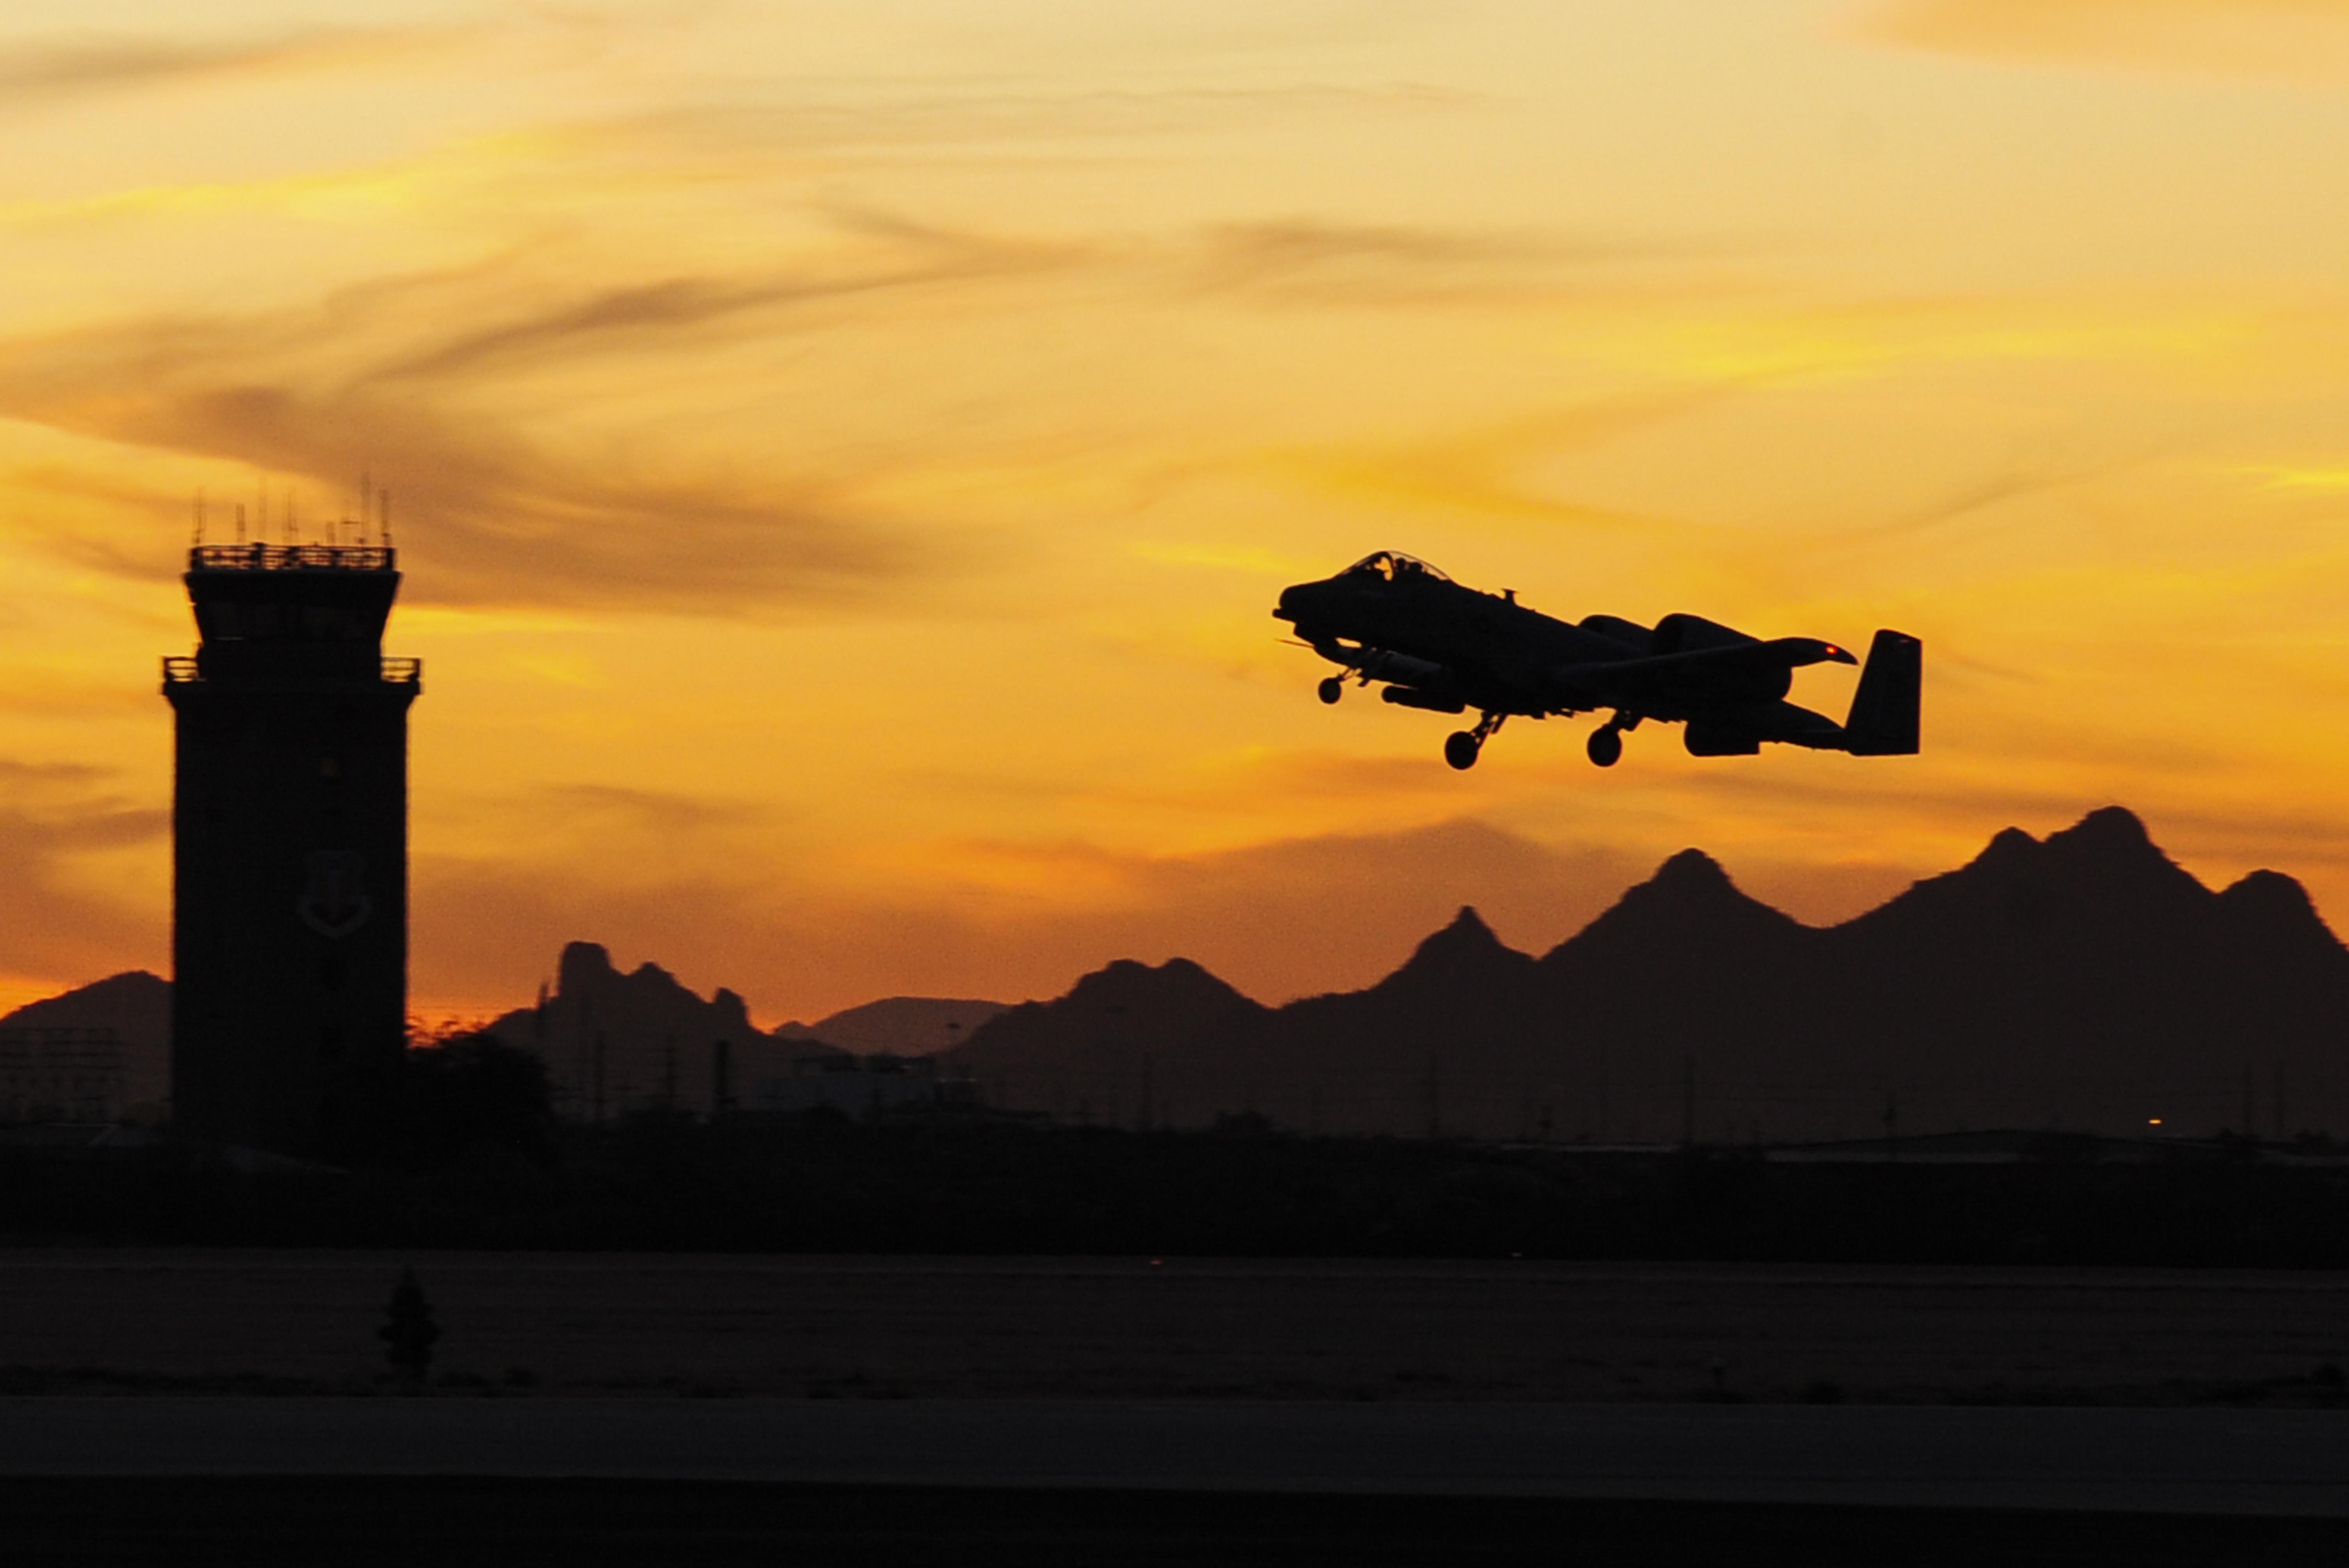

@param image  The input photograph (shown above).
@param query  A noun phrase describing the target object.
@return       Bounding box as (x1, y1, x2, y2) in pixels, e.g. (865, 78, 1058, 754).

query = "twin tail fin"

(1842, 629, 1921, 755)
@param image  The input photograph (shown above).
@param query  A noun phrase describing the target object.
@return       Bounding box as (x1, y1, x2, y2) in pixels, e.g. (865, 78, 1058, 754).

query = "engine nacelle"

(1650, 613, 1758, 656)
(1577, 614, 1653, 653)
(1652, 615, 1792, 702)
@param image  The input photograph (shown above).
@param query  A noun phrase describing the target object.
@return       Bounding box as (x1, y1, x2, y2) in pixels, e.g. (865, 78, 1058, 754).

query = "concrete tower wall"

(165, 544, 420, 1156)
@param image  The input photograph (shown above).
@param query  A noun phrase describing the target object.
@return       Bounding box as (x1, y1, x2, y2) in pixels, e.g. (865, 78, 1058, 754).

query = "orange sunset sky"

(7, 0, 2349, 1023)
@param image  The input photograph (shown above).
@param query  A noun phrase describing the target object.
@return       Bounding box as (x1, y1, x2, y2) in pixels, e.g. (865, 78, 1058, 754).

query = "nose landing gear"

(1317, 676, 1346, 705)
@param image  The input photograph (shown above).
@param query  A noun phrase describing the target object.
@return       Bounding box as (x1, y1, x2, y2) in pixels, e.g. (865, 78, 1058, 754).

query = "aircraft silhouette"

(1274, 552, 1921, 770)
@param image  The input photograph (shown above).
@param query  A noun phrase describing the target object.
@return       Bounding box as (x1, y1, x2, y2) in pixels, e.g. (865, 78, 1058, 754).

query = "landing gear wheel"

(1317, 676, 1345, 706)
(1586, 726, 1623, 768)
(1444, 731, 1481, 771)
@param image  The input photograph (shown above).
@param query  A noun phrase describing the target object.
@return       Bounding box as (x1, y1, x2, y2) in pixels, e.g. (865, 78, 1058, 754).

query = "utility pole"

(591, 1030, 606, 1124)
(1681, 1053, 1697, 1147)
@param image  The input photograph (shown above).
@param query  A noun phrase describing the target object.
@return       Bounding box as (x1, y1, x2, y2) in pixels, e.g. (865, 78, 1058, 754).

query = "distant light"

(2148, 1118, 2163, 1127)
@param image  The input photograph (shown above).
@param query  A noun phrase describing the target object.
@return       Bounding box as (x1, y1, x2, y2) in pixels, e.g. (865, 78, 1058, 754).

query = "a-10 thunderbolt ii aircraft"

(1274, 551, 1921, 770)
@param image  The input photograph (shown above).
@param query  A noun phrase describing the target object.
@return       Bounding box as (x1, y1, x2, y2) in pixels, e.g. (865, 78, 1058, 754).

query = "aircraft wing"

(1559, 638, 1851, 709)
(1590, 636, 1855, 677)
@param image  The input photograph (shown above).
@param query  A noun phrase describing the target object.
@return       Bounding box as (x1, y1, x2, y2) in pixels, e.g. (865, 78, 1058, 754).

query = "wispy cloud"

(534, 782, 769, 835)
(1857, 0, 2349, 77)
(368, 236, 1080, 383)
(0, 24, 473, 108)
(0, 217, 1091, 613)
(635, 81, 1475, 157)
(0, 761, 164, 982)
(1187, 218, 1681, 307)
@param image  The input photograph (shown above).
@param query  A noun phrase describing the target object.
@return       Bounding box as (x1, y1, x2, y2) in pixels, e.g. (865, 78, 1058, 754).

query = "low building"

(751, 1053, 976, 1119)
(0, 1027, 128, 1125)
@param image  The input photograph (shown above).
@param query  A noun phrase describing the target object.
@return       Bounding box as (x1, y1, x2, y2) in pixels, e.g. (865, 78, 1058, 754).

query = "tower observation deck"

(164, 542, 421, 1156)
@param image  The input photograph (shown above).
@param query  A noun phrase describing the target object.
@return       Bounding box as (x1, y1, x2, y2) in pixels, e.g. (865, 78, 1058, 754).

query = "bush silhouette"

(397, 1033, 553, 1160)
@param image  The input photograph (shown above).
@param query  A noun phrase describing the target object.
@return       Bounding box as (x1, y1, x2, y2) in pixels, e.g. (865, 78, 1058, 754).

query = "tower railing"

(189, 543, 395, 573)
(162, 656, 424, 685)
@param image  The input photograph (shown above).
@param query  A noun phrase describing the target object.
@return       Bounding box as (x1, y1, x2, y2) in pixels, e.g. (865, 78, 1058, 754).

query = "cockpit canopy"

(1340, 551, 1452, 584)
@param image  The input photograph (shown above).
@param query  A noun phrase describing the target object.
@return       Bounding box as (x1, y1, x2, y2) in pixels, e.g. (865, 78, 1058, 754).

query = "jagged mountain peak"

(774, 996, 1011, 1055)
(2043, 805, 2166, 866)
(949, 954, 1263, 1066)
(711, 987, 754, 1032)
(1064, 955, 1261, 1015)
(1442, 904, 1499, 941)
(1968, 825, 2040, 870)
(1866, 807, 2207, 935)
(2222, 867, 2314, 912)
(1541, 843, 1802, 966)
(557, 941, 615, 985)
(1652, 847, 1732, 887)
(1608, 846, 1784, 919)
(1387, 905, 1529, 972)
(1404, 907, 1508, 961)
(2037, 805, 2208, 905)
(1957, 811, 2165, 882)
(2055, 804, 2150, 844)
(2216, 868, 2347, 954)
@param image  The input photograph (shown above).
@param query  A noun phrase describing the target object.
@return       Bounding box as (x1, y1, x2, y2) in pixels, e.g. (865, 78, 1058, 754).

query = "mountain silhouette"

(0, 971, 172, 1116)
(946, 809, 2349, 1141)
(951, 958, 1268, 1126)
(484, 941, 827, 1120)
(775, 996, 1009, 1056)
(11, 807, 2343, 1142)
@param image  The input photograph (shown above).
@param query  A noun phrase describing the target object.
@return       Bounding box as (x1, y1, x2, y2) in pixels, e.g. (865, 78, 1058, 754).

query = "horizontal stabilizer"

(1843, 630, 1921, 755)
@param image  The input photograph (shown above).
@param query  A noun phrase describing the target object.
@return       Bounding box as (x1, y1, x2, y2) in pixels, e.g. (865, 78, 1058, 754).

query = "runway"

(5, 1397, 2347, 1517)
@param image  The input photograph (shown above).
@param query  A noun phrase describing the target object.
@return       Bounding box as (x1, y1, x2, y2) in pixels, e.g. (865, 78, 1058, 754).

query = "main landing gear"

(1586, 711, 1640, 768)
(1317, 675, 1346, 705)
(1444, 711, 1506, 771)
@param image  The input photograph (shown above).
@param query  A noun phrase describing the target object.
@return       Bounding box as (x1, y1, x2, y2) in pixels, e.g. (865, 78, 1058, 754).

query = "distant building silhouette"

(0, 1027, 126, 1124)
(0, 971, 170, 1120)
(752, 1052, 976, 1119)
(164, 542, 420, 1155)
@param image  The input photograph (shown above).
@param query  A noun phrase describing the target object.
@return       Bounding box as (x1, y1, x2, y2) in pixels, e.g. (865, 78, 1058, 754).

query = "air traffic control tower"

(163, 541, 420, 1156)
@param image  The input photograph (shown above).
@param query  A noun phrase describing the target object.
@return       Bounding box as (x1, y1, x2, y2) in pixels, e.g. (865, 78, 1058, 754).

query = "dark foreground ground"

(9, 1478, 2347, 1568)
(11, 1118, 2349, 1265)
(9, 1247, 2347, 1564)
(3, 1250, 2345, 1404)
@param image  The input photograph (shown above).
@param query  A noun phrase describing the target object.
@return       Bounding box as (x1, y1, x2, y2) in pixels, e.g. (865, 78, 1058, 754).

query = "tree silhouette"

(379, 1266, 440, 1390)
